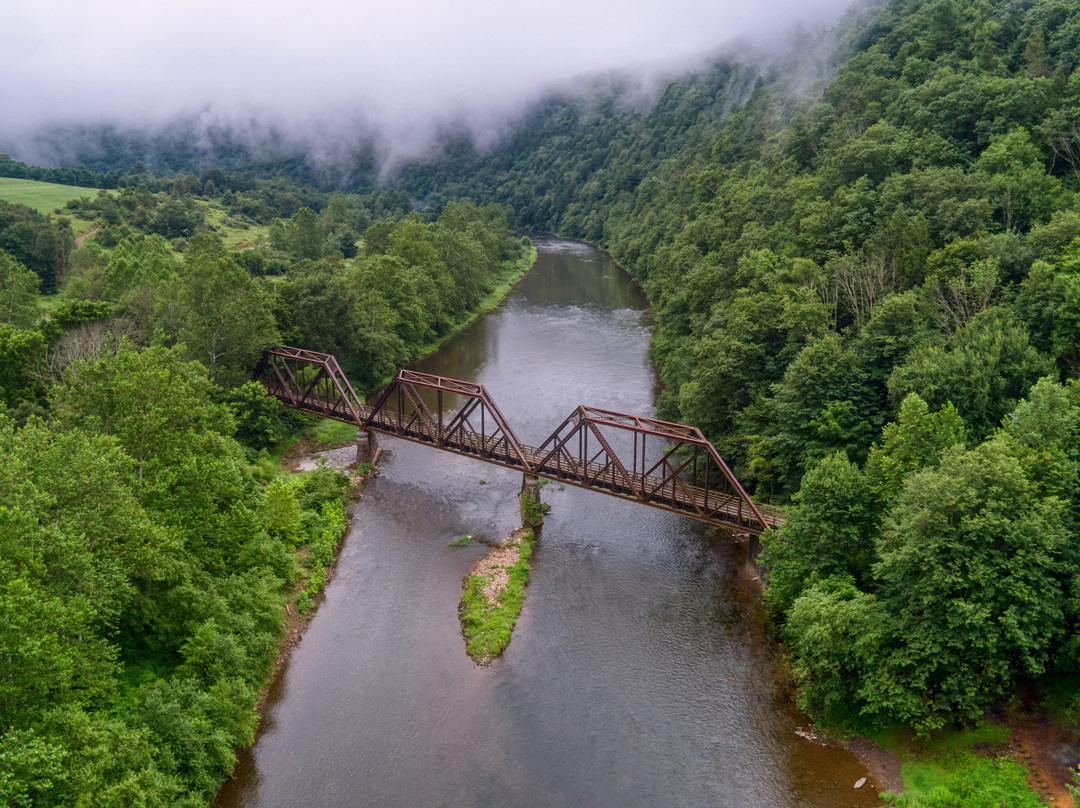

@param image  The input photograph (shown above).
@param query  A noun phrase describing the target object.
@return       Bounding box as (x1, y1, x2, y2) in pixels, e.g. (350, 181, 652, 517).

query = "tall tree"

(887, 308, 1053, 439)
(762, 451, 879, 615)
(866, 439, 1069, 731)
(169, 238, 279, 384)
(0, 250, 40, 328)
(863, 392, 967, 512)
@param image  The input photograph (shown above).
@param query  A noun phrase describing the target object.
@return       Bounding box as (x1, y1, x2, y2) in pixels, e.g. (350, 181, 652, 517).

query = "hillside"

(393, 0, 1080, 766)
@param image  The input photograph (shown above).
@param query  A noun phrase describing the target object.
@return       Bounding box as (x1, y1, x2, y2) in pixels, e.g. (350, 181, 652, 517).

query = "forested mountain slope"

(400, 0, 1079, 491)
(397, 0, 1080, 735)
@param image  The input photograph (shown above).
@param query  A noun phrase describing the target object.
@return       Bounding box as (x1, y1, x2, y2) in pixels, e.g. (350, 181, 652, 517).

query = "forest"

(0, 173, 530, 805)
(392, 0, 1080, 741)
(3, 0, 1080, 803)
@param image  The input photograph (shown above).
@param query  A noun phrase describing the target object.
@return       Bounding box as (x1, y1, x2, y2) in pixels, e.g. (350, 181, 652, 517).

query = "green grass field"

(0, 176, 111, 213)
(869, 722, 1046, 807)
(200, 202, 268, 249)
(0, 179, 260, 248)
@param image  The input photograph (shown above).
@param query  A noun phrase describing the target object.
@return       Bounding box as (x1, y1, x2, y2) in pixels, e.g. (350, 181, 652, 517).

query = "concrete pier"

(520, 473, 544, 527)
(356, 430, 379, 466)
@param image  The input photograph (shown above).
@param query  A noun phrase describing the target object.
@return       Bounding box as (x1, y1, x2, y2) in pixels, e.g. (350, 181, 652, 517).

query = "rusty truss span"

(254, 346, 781, 535)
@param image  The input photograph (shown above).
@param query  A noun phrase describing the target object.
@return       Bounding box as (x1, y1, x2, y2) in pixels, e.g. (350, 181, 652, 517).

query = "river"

(215, 238, 880, 808)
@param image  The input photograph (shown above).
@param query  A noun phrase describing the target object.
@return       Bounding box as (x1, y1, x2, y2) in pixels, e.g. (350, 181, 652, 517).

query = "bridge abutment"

(356, 430, 379, 466)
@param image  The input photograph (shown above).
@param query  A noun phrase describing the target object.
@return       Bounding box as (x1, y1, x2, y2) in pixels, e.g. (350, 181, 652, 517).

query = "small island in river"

(458, 527, 536, 664)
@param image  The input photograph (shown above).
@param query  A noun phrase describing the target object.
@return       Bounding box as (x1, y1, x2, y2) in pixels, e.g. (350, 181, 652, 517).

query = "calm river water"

(215, 239, 880, 808)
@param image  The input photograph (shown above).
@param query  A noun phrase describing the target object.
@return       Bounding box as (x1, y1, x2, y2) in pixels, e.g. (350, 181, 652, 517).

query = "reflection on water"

(215, 239, 878, 808)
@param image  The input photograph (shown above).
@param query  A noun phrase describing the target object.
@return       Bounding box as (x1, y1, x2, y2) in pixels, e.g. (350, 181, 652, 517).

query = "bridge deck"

(255, 349, 782, 536)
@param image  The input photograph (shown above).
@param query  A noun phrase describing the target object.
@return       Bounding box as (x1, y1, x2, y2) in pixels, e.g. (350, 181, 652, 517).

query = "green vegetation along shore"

(0, 345, 357, 808)
(394, 0, 1080, 768)
(391, 0, 1080, 800)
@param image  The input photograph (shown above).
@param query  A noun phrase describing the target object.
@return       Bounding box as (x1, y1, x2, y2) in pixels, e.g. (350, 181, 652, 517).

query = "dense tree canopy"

(0, 159, 528, 807)
(0, 344, 365, 807)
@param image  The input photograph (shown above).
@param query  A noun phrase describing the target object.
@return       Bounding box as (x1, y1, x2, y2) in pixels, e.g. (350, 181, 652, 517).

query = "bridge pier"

(355, 430, 379, 466)
(520, 473, 544, 528)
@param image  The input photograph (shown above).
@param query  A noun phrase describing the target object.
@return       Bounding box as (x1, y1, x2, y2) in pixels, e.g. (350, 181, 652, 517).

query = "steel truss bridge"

(254, 347, 781, 536)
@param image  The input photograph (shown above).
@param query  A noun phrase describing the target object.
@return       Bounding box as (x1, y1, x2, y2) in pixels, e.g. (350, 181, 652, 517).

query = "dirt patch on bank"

(838, 718, 1078, 806)
(281, 436, 321, 471)
(844, 736, 904, 794)
(1010, 717, 1077, 807)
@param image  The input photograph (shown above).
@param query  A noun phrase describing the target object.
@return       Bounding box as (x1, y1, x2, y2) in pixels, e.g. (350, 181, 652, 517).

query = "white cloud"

(2, 0, 858, 165)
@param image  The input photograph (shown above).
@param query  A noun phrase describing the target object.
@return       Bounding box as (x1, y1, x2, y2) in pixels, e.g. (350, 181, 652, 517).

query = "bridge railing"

(530, 405, 770, 532)
(254, 347, 367, 426)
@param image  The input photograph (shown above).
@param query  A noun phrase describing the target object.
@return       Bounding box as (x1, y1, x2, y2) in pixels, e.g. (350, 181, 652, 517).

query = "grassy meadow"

(0, 176, 111, 213)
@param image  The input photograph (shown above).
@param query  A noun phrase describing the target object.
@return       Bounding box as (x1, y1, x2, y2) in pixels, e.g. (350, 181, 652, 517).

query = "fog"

(2, 0, 861, 170)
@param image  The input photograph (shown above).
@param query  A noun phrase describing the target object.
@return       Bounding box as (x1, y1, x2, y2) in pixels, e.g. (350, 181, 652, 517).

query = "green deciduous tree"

(0, 324, 45, 409)
(757, 333, 876, 490)
(0, 558, 117, 728)
(0, 417, 175, 637)
(27, 706, 181, 808)
(258, 478, 302, 548)
(0, 726, 66, 808)
(887, 308, 1054, 439)
(1014, 247, 1080, 376)
(150, 198, 202, 239)
(975, 127, 1063, 232)
(220, 380, 286, 451)
(867, 438, 1069, 731)
(1002, 377, 1080, 509)
(854, 290, 930, 406)
(864, 392, 967, 512)
(291, 207, 326, 261)
(132, 676, 256, 800)
(49, 345, 271, 604)
(762, 451, 880, 615)
(169, 238, 279, 384)
(283, 260, 360, 370)
(0, 250, 40, 328)
(783, 581, 890, 728)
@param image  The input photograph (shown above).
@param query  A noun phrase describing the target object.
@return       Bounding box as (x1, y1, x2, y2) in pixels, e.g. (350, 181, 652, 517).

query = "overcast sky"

(2, 0, 858, 162)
